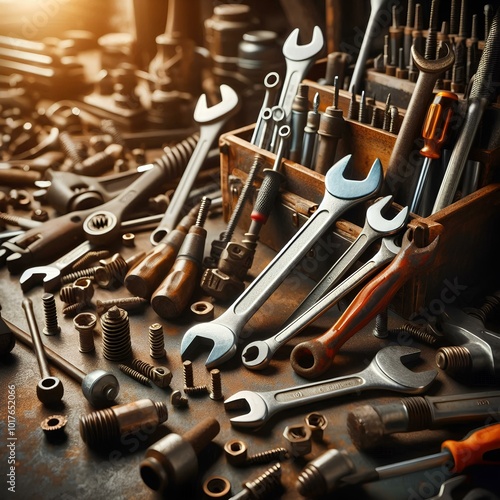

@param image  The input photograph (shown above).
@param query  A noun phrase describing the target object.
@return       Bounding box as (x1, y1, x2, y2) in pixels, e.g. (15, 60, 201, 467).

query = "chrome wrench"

(241, 236, 401, 371)
(286, 195, 408, 324)
(149, 84, 240, 245)
(180, 154, 383, 368)
(278, 26, 324, 120)
(225, 346, 437, 428)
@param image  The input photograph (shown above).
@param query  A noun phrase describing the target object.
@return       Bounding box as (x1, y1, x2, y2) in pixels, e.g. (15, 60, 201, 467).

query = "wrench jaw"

(325, 156, 383, 200)
(224, 391, 268, 428)
(180, 322, 238, 369)
(193, 84, 240, 124)
(19, 267, 60, 293)
(368, 195, 409, 233)
(282, 26, 325, 61)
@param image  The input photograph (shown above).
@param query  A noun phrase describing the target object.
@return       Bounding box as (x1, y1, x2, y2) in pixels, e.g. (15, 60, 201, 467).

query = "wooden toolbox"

(219, 81, 500, 320)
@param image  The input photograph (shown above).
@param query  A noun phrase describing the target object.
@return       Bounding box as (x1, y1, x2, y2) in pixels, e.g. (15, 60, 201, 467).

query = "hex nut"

(224, 439, 248, 466)
(305, 412, 328, 441)
(40, 414, 68, 442)
(283, 424, 312, 457)
(151, 366, 172, 388)
(190, 301, 215, 321)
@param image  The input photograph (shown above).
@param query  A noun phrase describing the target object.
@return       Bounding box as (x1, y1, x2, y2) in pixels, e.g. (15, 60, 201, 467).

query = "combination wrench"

(277, 26, 324, 121)
(149, 84, 239, 245)
(241, 236, 401, 371)
(286, 194, 408, 324)
(180, 154, 383, 369)
(225, 345, 437, 428)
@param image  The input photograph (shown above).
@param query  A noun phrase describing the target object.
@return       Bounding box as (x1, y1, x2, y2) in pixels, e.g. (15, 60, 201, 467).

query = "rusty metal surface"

(0, 219, 499, 500)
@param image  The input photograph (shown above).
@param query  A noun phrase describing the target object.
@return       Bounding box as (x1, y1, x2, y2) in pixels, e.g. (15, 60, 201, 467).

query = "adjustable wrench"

(290, 228, 440, 379)
(225, 345, 437, 428)
(149, 85, 239, 245)
(277, 26, 324, 120)
(180, 154, 383, 368)
(241, 236, 401, 371)
(286, 195, 408, 324)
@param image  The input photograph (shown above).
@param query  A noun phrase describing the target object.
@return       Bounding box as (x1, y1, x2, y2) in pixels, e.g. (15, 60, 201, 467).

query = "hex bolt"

(73, 312, 97, 353)
(170, 390, 188, 408)
(80, 399, 168, 448)
(42, 293, 60, 336)
(22, 298, 64, 406)
(305, 412, 328, 441)
(140, 417, 220, 492)
(229, 463, 282, 500)
(5, 316, 119, 408)
(209, 368, 224, 400)
(148, 322, 165, 359)
(131, 359, 172, 388)
(283, 424, 312, 457)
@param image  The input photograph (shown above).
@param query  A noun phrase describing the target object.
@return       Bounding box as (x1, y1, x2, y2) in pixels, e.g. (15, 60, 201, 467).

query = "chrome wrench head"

(193, 84, 240, 124)
(225, 346, 436, 427)
(282, 26, 325, 62)
(19, 266, 61, 292)
(366, 195, 409, 234)
(180, 154, 383, 369)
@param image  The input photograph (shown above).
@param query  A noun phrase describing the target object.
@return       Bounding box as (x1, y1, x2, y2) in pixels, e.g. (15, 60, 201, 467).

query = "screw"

(149, 323, 165, 358)
(0, 211, 41, 230)
(72, 250, 111, 271)
(42, 293, 60, 336)
(96, 297, 148, 316)
(73, 312, 96, 353)
(118, 364, 151, 386)
(131, 359, 172, 388)
(170, 390, 188, 408)
(61, 266, 102, 285)
(231, 463, 282, 500)
(22, 298, 64, 406)
(224, 439, 289, 467)
(372, 310, 388, 338)
(183, 360, 194, 388)
(62, 302, 85, 317)
(209, 369, 223, 400)
(79, 399, 167, 448)
(184, 385, 209, 396)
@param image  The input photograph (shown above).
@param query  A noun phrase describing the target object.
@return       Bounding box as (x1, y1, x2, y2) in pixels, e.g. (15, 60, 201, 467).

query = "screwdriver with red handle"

(409, 91, 459, 215)
(296, 423, 500, 496)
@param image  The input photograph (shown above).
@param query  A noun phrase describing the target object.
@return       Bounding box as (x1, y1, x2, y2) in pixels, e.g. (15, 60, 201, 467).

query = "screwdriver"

(150, 197, 210, 319)
(297, 423, 500, 496)
(408, 90, 458, 215)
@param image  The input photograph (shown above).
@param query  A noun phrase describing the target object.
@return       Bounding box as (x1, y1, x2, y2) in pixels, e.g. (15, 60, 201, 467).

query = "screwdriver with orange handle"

(296, 423, 500, 496)
(409, 90, 459, 215)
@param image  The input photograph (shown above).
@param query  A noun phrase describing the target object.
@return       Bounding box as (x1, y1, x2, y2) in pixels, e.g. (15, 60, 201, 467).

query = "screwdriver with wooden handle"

(296, 423, 500, 496)
(408, 90, 459, 215)
(124, 204, 200, 299)
(151, 197, 211, 319)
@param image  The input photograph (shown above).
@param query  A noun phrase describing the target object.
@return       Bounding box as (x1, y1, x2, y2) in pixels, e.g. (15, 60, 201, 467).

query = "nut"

(224, 439, 248, 466)
(151, 366, 172, 388)
(203, 476, 231, 499)
(305, 412, 328, 441)
(73, 277, 94, 303)
(190, 300, 215, 321)
(40, 414, 68, 442)
(122, 232, 135, 247)
(283, 424, 312, 457)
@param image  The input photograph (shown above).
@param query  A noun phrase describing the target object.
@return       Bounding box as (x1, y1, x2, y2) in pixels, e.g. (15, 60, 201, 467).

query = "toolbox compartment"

(219, 82, 500, 320)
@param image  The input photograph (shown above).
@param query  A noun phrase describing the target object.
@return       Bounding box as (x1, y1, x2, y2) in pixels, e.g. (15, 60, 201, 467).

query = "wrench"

(286, 195, 408, 324)
(241, 236, 401, 371)
(277, 26, 324, 120)
(149, 84, 239, 245)
(225, 345, 437, 428)
(290, 228, 440, 379)
(180, 154, 383, 368)
(19, 240, 95, 292)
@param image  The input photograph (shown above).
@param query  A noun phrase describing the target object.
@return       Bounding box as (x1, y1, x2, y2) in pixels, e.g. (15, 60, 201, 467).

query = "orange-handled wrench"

(290, 228, 439, 379)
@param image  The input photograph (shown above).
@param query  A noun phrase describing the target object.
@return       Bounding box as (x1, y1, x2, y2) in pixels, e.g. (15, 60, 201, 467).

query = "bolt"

(42, 293, 60, 336)
(62, 302, 85, 317)
(148, 322, 165, 359)
(22, 298, 64, 406)
(388, 322, 442, 345)
(183, 360, 194, 388)
(100, 306, 132, 362)
(140, 417, 220, 492)
(224, 439, 289, 468)
(231, 463, 282, 500)
(0, 211, 41, 229)
(72, 250, 111, 271)
(61, 266, 102, 285)
(209, 369, 223, 400)
(131, 358, 172, 388)
(80, 399, 167, 448)
(184, 385, 209, 396)
(119, 364, 151, 386)
(73, 312, 96, 353)
(96, 296, 148, 316)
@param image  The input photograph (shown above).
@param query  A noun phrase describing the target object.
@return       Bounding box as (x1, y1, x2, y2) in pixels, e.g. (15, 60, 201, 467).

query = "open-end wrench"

(149, 85, 239, 245)
(286, 195, 408, 324)
(277, 26, 324, 120)
(349, 0, 391, 94)
(19, 240, 95, 292)
(180, 154, 383, 369)
(290, 228, 440, 379)
(225, 345, 437, 428)
(241, 236, 401, 371)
